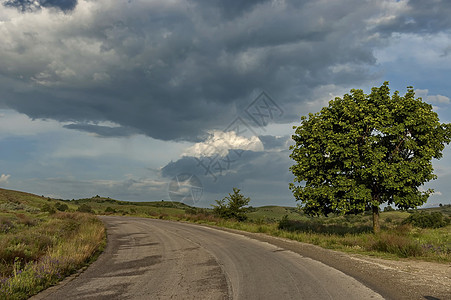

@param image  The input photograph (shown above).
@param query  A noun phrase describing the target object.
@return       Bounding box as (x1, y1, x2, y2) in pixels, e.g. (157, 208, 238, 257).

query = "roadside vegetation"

(48, 189, 450, 263)
(1, 187, 450, 300)
(0, 189, 105, 299)
(184, 206, 451, 262)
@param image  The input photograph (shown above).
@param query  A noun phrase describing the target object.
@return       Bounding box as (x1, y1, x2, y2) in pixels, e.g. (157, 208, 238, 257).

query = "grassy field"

(0, 189, 105, 299)
(0, 187, 450, 299)
(64, 192, 450, 263)
(172, 207, 450, 262)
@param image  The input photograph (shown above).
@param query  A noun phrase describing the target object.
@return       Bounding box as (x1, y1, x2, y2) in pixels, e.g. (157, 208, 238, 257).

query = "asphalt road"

(37, 216, 384, 299)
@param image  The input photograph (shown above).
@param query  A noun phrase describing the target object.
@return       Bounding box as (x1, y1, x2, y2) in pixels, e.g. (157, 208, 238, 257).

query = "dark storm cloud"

(192, 0, 270, 20)
(63, 123, 141, 138)
(1, 0, 446, 142)
(376, 0, 451, 35)
(4, 0, 77, 12)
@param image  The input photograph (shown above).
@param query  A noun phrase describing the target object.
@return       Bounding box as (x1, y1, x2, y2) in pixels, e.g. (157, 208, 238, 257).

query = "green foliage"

(212, 188, 250, 221)
(55, 202, 69, 212)
(278, 215, 290, 230)
(366, 228, 424, 257)
(76, 204, 93, 214)
(289, 82, 451, 232)
(41, 203, 56, 214)
(104, 206, 116, 213)
(402, 211, 450, 228)
(277, 215, 371, 235)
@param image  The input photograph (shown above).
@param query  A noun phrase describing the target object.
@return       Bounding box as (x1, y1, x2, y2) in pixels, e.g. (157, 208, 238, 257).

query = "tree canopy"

(289, 82, 451, 233)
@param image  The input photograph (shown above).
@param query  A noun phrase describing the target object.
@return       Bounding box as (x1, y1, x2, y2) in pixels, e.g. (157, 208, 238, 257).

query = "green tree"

(212, 188, 250, 221)
(289, 82, 451, 233)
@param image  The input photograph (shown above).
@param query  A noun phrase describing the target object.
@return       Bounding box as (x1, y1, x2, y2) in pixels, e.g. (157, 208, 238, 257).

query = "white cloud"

(182, 130, 264, 158)
(415, 89, 429, 98)
(428, 95, 450, 104)
(414, 89, 450, 104)
(0, 174, 11, 184)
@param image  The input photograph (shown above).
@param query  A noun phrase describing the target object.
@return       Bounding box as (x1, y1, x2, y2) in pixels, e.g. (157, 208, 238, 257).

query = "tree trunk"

(372, 205, 380, 234)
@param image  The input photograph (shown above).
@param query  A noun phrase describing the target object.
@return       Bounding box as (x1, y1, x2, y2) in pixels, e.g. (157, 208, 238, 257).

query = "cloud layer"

(3, 0, 449, 142)
(1, 0, 451, 207)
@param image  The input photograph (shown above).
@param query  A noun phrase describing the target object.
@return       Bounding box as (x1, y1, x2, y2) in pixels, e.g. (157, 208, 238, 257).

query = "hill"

(1, 187, 449, 220)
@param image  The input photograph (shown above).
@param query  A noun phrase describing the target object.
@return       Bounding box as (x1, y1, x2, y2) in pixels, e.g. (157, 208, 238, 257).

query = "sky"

(0, 0, 451, 208)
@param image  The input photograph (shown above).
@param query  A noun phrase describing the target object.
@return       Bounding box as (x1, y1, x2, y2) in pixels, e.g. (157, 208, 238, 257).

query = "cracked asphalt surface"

(33, 216, 441, 299)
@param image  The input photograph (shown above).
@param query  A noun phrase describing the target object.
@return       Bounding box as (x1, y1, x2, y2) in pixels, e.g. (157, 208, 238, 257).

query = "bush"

(41, 204, 56, 214)
(402, 211, 450, 228)
(278, 215, 291, 230)
(77, 204, 93, 214)
(184, 207, 198, 215)
(55, 202, 69, 212)
(104, 207, 116, 213)
(367, 232, 423, 257)
(212, 188, 250, 221)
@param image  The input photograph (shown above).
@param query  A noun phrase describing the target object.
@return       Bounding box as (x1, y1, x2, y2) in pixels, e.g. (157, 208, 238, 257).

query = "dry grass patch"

(0, 212, 105, 299)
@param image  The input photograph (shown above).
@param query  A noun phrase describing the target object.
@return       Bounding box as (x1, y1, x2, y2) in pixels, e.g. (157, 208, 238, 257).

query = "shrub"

(278, 215, 291, 230)
(402, 211, 450, 228)
(104, 207, 116, 213)
(76, 204, 93, 214)
(55, 202, 69, 212)
(212, 188, 250, 221)
(366, 232, 423, 257)
(41, 204, 56, 214)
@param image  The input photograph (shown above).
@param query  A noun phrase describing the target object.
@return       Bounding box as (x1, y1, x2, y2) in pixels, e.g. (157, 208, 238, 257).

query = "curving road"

(37, 216, 384, 299)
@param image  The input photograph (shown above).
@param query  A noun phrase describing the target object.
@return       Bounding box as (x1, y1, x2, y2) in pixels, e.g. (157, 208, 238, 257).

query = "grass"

(156, 209, 450, 263)
(0, 189, 106, 300)
(1, 187, 450, 299)
(72, 192, 449, 263)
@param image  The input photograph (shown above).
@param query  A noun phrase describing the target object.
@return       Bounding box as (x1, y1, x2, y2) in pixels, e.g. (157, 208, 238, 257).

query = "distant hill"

(0, 188, 197, 216)
(0, 188, 53, 212)
(1, 188, 449, 219)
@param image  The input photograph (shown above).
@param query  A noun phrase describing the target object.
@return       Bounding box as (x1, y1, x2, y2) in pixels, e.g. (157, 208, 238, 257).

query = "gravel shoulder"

(214, 226, 451, 300)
